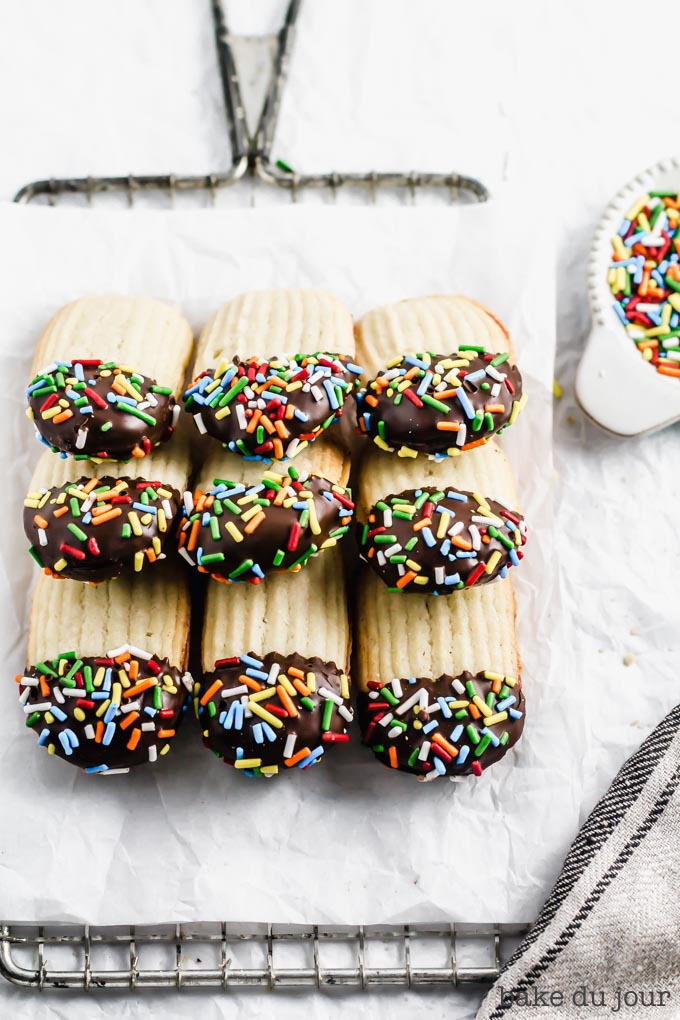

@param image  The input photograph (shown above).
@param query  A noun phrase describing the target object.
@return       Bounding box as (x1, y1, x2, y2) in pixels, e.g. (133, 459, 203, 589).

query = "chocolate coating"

(178, 467, 354, 583)
(196, 651, 353, 777)
(26, 359, 177, 460)
(24, 476, 181, 582)
(358, 670, 525, 780)
(359, 487, 527, 595)
(356, 350, 524, 458)
(183, 353, 362, 460)
(19, 648, 192, 773)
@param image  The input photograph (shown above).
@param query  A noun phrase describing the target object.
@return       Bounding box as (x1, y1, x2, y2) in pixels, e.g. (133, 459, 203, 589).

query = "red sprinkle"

(322, 732, 350, 743)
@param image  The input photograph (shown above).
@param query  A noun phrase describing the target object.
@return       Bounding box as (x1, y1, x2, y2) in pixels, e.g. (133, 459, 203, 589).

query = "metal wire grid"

(0, 922, 528, 990)
(13, 0, 489, 207)
(2, 0, 515, 995)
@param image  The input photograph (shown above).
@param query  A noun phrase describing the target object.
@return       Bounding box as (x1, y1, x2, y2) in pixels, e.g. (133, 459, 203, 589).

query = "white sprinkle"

(469, 524, 482, 551)
(311, 385, 324, 402)
(235, 404, 248, 430)
(141, 722, 155, 732)
(221, 684, 248, 699)
(456, 424, 467, 447)
(418, 740, 431, 761)
(193, 413, 207, 435)
(391, 678, 403, 698)
(120, 702, 139, 714)
(84, 724, 95, 740)
(283, 732, 297, 758)
(75, 428, 88, 450)
(178, 547, 195, 566)
(24, 701, 51, 713)
(448, 520, 465, 537)
(52, 686, 65, 704)
(418, 769, 440, 782)
(19, 677, 39, 688)
(383, 509, 393, 528)
(101, 768, 130, 776)
(171, 404, 181, 427)
(434, 566, 445, 585)
(378, 712, 394, 727)
(451, 678, 466, 695)
(148, 745, 158, 762)
(387, 726, 402, 739)
(183, 492, 194, 516)
(395, 691, 422, 716)
(318, 686, 343, 706)
(338, 705, 353, 722)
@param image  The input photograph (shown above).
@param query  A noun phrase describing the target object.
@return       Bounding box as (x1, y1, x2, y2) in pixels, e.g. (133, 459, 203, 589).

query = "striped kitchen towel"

(477, 704, 680, 1019)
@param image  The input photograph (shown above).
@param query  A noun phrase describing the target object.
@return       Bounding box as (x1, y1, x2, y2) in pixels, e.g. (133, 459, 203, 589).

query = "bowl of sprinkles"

(576, 156, 680, 437)
(609, 191, 680, 377)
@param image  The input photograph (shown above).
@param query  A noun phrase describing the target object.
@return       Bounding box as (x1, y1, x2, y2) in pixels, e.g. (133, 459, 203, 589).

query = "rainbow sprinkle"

(184, 353, 363, 459)
(18, 645, 192, 773)
(359, 670, 525, 781)
(609, 191, 680, 377)
(195, 652, 353, 777)
(359, 487, 527, 594)
(178, 465, 354, 582)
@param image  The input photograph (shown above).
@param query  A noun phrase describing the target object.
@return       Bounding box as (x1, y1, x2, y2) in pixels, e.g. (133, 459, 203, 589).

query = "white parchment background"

(0, 1, 679, 1018)
(0, 195, 558, 927)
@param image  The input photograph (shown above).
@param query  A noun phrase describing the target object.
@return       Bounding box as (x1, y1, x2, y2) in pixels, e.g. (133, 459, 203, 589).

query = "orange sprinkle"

(276, 685, 298, 717)
(412, 518, 432, 532)
(292, 678, 312, 697)
(244, 511, 266, 534)
(288, 666, 305, 679)
(469, 704, 481, 720)
(113, 651, 131, 664)
(187, 518, 201, 552)
(260, 415, 275, 435)
(657, 364, 680, 377)
(238, 673, 263, 692)
(285, 404, 295, 420)
(120, 711, 139, 731)
(126, 728, 142, 751)
(364, 394, 379, 408)
(273, 438, 284, 459)
(484, 404, 505, 413)
(157, 729, 175, 739)
(131, 446, 145, 458)
(285, 746, 312, 767)
(388, 746, 398, 768)
(40, 675, 51, 698)
(53, 506, 69, 518)
(435, 421, 459, 431)
(396, 570, 417, 589)
(200, 679, 223, 706)
(91, 508, 123, 526)
(274, 419, 290, 439)
(128, 660, 140, 682)
(245, 409, 262, 434)
(462, 438, 488, 451)
(451, 536, 473, 551)
(432, 732, 459, 758)
(34, 514, 49, 529)
(52, 410, 73, 425)
(95, 720, 105, 744)
(123, 678, 157, 699)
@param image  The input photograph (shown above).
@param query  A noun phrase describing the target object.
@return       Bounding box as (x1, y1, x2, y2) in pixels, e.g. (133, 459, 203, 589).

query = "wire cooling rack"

(4, 0, 526, 996)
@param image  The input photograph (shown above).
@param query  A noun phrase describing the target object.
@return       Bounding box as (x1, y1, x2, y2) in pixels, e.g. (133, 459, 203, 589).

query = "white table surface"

(1, 2, 678, 1017)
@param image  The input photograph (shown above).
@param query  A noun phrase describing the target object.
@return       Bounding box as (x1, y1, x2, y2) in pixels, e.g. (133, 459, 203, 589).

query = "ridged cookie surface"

(195, 289, 354, 369)
(31, 294, 194, 392)
(356, 294, 513, 380)
(27, 566, 190, 667)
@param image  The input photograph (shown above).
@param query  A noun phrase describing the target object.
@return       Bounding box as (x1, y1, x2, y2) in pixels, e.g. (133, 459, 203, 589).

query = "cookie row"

(18, 290, 528, 783)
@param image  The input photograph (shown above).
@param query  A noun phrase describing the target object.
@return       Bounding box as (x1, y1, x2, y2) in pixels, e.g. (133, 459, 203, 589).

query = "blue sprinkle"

(58, 731, 73, 755)
(262, 722, 277, 742)
(296, 746, 324, 768)
(437, 697, 452, 719)
(102, 722, 116, 746)
(133, 502, 157, 515)
(85, 764, 109, 774)
(445, 573, 461, 585)
(253, 723, 264, 745)
(50, 706, 67, 722)
(612, 302, 628, 325)
(457, 745, 469, 765)
(104, 702, 118, 724)
(433, 755, 447, 775)
(451, 724, 464, 742)
(421, 527, 436, 548)
(495, 696, 516, 712)
(422, 720, 439, 734)
(245, 668, 268, 681)
(446, 491, 468, 502)
(481, 727, 500, 747)
(509, 708, 523, 720)
(38, 728, 50, 746)
(323, 379, 340, 410)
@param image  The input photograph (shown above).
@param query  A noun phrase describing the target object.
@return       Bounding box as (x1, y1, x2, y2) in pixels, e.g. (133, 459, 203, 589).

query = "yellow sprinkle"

(225, 521, 243, 543)
(128, 511, 143, 537)
(47, 743, 56, 755)
(241, 504, 261, 523)
(160, 744, 171, 756)
(54, 558, 68, 572)
(638, 212, 651, 233)
(437, 512, 450, 539)
(134, 550, 144, 572)
(215, 406, 231, 421)
(286, 380, 303, 392)
(248, 702, 283, 729)
(111, 682, 122, 705)
(509, 393, 527, 425)
(553, 378, 563, 399)
(473, 492, 490, 510)
(157, 508, 167, 533)
(406, 559, 422, 572)
(625, 194, 649, 221)
(96, 699, 111, 719)
(642, 347, 653, 361)
(607, 267, 617, 287)
(374, 436, 390, 452)
(74, 707, 86, 723)
(485, 711, 509, 726)
(484, 671, 504, 682)
(414, 576, 429, 585)
(308, 500, 321, 536)
(306, 672, 316, 693)
(413, 719, 422, 730)
(472, 695, 492, 717)
(44, 712, 55, 725)
(340, 674, 349, 700)
(669, 294, 680, 313)
(504, 676, 517, 687)
(485, 550, 502, 575)
(448, 700, 469, 710)
(260, 765, 279, 774)
(397, 446, 418, 458)
(278, 674, 296, 697)
(152, 536, 161, 554)
(140, 513, 153, 526)
(249, 688, 278, 703)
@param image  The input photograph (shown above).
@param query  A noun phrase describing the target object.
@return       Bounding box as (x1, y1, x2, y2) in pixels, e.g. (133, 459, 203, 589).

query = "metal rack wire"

(2, 0, 519, 995)
(13, 0, 489, 208)
(0, 922, 527, 990)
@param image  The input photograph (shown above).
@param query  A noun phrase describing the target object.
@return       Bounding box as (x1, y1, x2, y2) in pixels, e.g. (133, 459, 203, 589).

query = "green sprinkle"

(209, 516, 221, 541)
(466, 724, 480, 745)
(121, 523, 132, 539)
(149, 385, 172, 395)
(200, 552, 226, 565)
(207, 701, 217, 718)
(26, 712, 40, 727)
(276, 158, 294, 173)
(116, 402, 156, 426)
(101, 421, 113, 432)
(300, 696, 315, 711)
(460, 344, 486, 353)
(374, 534, 398, 545)
(229, 559, 254, 579)
(322, 699, 334, 731)
(381, 688, 399, 707)
(491, 352, 509, 367)
(67, 523, 88, 542)
(28, 545, 43, 568)
(421, 393, 450, 414)
(475, 734, 492, 756)
(273, 549, 285, 567)
(407, 748, 420, 767)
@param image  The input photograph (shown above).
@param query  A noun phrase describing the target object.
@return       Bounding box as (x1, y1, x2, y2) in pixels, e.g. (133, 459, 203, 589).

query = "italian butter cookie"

(185, 289, 361, 459)
(23, 432, 191, 583)
(355, 441, 525, 781)
(18, 567, 192, 774)
(355, 296, 526, 459)
(357, 441, 527, 595)
(26, 295, 193, 461)
(178, 436, 353, 583)
(195, 546, 352, 777)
